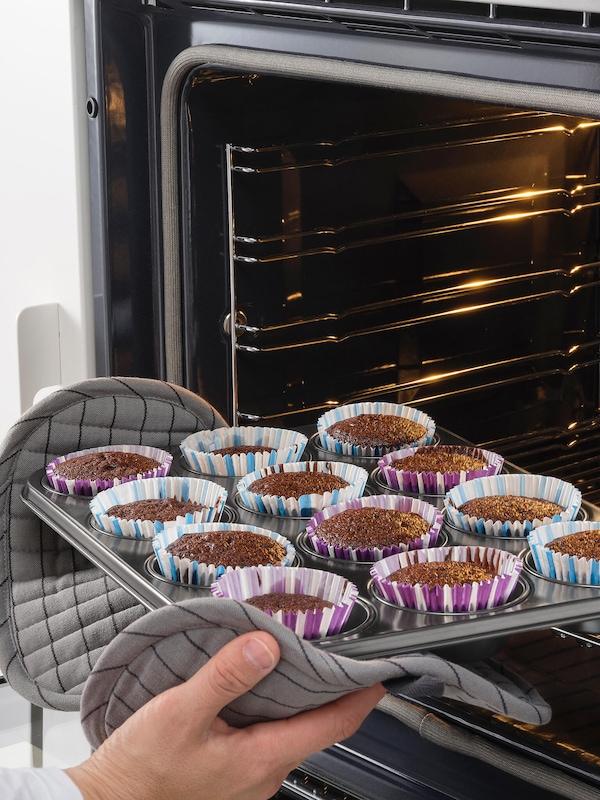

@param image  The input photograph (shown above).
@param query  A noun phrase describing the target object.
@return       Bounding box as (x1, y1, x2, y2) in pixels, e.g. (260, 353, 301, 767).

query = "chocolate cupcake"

(444, 474, 581, 537)
(153, 523, 296, 586)
(317, 402, 436, 458)
(211, 565, 358, 639)
(305, 494, 443, 562)
(180, 426, 308, 477)
(370, 545, 522, 612)
(46, 445, 173, 496)
(237, 461, 368, 517)
(89, 476, 228, 538)
(528, 521, 600, 585)
(378, 445, 504, 495)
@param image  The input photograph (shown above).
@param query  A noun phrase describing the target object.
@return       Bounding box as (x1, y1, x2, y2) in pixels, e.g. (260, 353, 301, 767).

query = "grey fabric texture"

(0, 377, 226, 711)
(80, 596, 552, 750)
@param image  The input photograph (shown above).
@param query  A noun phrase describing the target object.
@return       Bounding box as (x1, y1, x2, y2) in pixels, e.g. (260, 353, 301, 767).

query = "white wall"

(0, 0, 94, 441)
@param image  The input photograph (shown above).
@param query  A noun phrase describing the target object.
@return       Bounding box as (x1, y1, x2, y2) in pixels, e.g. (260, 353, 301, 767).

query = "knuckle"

(210, 656, 251, 697)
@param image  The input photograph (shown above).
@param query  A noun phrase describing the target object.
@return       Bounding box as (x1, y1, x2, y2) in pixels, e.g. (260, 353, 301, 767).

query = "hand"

(66, 630, 386, 800)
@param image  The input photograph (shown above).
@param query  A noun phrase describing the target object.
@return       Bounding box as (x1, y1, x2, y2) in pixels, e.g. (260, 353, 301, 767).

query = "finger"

(177, 630, 281, 721)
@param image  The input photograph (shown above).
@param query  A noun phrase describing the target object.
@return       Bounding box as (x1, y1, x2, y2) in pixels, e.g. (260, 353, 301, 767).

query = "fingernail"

(243, 637, 276, 670)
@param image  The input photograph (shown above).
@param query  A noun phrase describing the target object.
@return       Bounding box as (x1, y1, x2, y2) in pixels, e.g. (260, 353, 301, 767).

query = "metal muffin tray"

(21, 426, 600, 660)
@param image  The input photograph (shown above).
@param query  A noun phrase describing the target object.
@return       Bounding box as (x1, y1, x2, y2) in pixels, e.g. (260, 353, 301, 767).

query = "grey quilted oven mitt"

(80, 596, 551, 750)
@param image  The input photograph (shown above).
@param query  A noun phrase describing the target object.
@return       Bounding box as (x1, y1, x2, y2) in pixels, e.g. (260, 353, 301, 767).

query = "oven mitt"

(0, 376, 227, 711)
(80, 597, 551, 749)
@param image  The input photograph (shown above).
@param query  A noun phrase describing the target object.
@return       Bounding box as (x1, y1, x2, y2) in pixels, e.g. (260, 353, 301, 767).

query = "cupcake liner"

(444, 473, 581, 538)
(89, 476, 228, 539)
(370, 545, 523, 613)
(316, 402, 436, 457)
(153, 523, 296, 586)
(180, 426, 308, 477)
(211, 565, 359, 639)
(45, 445, 173, 496)
(305, 494, 443, 562)
(236, 461, 368, 518)
(378, 445, 504, 495)
(528, 521, 600, 585)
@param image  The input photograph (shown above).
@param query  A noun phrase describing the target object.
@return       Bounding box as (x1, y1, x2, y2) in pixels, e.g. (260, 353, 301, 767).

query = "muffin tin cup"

(236, 461, 368, 518)
(378, 445, 504, 494)
(443, 473, 582, 538)
(153, 523, 296, 586)
(370, 545, 523, 613)
(45, 445, 173, 497)
(89, 476, 228, 539)
(305, 494, 443, 562)
(316, 402, 436, 458)
(180, 426, 308, 477)
(528, 521, 600, 585)
(211, 565, 359, 639)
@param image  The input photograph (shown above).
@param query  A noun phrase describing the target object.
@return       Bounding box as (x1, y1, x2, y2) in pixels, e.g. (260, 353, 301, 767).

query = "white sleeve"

(0, 766, 83, 799)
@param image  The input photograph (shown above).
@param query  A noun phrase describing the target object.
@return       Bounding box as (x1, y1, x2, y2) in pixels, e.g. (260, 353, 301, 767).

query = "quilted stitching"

(0, 377, 226, 710)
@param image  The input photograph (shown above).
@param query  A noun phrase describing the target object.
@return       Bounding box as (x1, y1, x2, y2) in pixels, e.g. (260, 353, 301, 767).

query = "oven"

(82, 1, 600, 797)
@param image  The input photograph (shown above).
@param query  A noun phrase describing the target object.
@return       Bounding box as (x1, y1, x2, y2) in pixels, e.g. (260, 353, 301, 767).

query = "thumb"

(180, 630, 281, 720)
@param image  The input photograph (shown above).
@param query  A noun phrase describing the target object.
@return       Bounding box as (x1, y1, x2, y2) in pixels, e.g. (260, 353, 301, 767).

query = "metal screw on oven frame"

(223, 311, 248, 335)
(86, 97, 99, 118)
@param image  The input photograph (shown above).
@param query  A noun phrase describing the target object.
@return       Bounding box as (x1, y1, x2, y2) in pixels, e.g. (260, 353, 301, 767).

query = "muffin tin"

(21, 425, 600, 659)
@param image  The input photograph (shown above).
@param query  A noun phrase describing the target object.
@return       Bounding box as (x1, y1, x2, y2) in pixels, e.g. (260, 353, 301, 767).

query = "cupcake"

(211, 565, 358, 639)
(378, 444, 504, 495)
(46, 445, 173, 496)
(528, 521, 600, 585)
(89, 476, 228, 539)
(305, 494, 443, 562)
(317, 402, 436, 458)
(180, 426, 308, 477)
(237, 461, 368, 517)
(444, 474, 581, 537)
(153, 523, 295, 585)
(370, 545, 523, 612)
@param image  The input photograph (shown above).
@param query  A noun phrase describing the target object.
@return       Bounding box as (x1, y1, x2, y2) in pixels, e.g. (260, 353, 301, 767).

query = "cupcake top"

(545, 529, 600, 559)
(313, 506, 430, 550)
(458, 495, 564, 523)
(54, 451, 160, 481)
(327, 414, 427, 450)
(166, 530, 287, 568)
(244, 593, 334, 612)
(247, 471, 349, 499)
(387, 560, 496, 587)
(390, 449, 487, 473)
(106, 497, 206, 523)
(211, 445, 272, 456)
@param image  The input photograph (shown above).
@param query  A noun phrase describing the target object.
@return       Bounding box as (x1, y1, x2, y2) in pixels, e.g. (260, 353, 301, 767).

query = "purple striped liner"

(45, 445, 173, 497)
(305, 494, 443, 562)
(211, 565, 359, 639)
(378, 445, 504, 495)
(370, 545, 523, 613)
